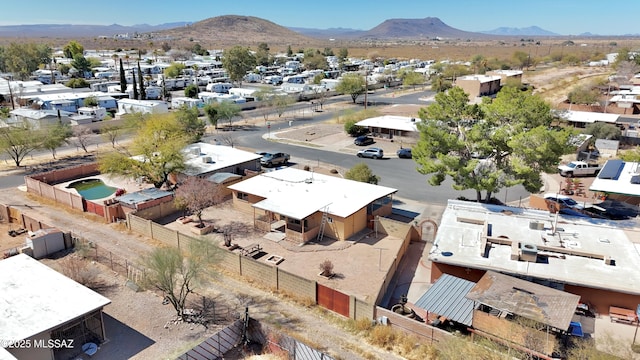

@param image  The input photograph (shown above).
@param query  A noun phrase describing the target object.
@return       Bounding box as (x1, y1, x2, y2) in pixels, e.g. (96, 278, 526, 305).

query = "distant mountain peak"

(481, 26, 559, 36)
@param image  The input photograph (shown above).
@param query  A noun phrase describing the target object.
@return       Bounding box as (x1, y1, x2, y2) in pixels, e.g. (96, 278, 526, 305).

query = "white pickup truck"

(557, 161, 603, 177)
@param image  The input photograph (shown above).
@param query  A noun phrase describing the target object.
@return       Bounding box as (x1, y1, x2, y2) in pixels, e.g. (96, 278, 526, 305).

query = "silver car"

(357, 148, 384, 159)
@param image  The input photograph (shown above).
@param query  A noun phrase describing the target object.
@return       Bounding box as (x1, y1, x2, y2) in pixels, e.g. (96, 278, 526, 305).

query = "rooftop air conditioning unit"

(202, 156, 212, 163)
(191, 147, 201, 155)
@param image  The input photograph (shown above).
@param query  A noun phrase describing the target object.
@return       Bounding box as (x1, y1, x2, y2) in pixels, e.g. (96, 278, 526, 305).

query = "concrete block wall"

(218, 249, 242, 274)
(352, 297, 375, 320)
(150, 222, 179, 248)
(128, 214, 151, 237)
(241, 257, 278, 288)
(277, 269, 316, 300)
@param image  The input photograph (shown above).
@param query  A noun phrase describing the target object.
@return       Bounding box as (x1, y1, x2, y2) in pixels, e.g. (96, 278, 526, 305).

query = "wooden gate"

(317, 283, 350, 318)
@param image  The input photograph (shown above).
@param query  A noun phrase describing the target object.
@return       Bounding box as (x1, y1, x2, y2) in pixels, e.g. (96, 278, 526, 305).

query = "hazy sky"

(2, 0, 638, 36)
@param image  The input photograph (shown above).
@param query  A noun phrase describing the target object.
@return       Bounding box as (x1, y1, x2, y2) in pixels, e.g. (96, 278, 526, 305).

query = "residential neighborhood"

(2, 9, 640, 360)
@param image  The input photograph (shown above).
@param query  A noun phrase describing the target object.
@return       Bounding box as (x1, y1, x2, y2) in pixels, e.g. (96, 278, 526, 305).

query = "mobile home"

(117, 99, 169, 115)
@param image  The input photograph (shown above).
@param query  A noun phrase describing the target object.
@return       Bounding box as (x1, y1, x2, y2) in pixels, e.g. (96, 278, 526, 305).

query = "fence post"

(110, 251, 113, 270)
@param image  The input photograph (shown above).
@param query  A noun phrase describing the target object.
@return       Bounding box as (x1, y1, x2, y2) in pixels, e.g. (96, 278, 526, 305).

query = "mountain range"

(0, 15, 605, 44)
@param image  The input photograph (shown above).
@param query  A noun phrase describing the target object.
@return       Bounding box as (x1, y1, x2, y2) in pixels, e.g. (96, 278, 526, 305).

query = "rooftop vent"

(202, 156, 213, 164)
(191, 147, 201, 155)
(520, 243, 538, 262)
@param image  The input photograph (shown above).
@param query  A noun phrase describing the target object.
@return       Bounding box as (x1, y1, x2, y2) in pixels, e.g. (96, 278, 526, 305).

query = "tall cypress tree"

(137, 62, 146, 100)
(119, 58, 127, 93)
(132, 69, 139, 100)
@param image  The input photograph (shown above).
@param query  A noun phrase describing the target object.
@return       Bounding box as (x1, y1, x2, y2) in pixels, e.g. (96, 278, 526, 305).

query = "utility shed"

(25, 228, 66, 259)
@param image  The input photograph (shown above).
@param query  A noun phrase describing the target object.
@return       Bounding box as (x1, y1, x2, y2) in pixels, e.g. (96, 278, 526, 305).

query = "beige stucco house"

(228, 168, 397, 244)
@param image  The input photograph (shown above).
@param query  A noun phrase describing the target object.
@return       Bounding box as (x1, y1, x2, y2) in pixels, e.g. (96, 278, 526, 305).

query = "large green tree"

(3, 43, 52, 80)
(71, 54, 92, 78)
(0, 124, 43, 167)
(255, 42, 270, 66)
(63, 40, 84, 59)
(345, 163, 380, 184)
(164, 62, 186, 78)
(336, 73, 365, 103)
(98, 114, 189, 188)
(41, 122, 72, 159)
(414, 86, 573, 202)
(174, 105, 206, 143)
(221, 46, 256, 86)
(212, 101, 242, 129)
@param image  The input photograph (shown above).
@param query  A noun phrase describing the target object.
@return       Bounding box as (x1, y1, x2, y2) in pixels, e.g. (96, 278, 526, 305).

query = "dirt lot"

(523, 65, 612, 105)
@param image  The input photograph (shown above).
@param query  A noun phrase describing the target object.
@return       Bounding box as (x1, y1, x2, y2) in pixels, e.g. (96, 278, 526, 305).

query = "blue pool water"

(67, 179, 117, 200)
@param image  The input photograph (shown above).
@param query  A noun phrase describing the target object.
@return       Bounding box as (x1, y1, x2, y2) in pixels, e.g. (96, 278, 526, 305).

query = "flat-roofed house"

(228, 168, 397, 243)
(0, 254, 111, 360)
(486, 69, 523, 85)
(429, 199, 640, 315)
(455, 75, 502, 98)
(355, 115, 421, 141)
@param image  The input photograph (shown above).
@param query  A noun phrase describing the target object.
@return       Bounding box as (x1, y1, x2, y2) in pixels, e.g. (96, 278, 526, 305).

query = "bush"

(319, 259, 334, 276)
(344, 120, 367, 137)
(369, 325, 396, 350)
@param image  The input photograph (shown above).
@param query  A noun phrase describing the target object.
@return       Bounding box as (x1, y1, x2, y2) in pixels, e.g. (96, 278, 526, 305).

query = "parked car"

(357, 148, 384, 159)
(543, 193, 584, 210)
(354, 136, 374, 146)
(260, 152, 290, 167)
(557, 161, 602, 177)
(397, 148, 412, 159)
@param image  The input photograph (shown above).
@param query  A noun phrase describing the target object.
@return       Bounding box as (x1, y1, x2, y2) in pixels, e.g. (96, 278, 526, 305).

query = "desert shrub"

(303, 165, 310, 171)
(344, 120, 367, 136)
(346, 317, 375, 334)
(368, 325, 396, 350)
(60, 255, 98, 286)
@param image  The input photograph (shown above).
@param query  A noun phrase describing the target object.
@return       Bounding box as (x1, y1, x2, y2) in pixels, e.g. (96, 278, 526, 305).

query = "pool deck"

(54, 174, 153, 202)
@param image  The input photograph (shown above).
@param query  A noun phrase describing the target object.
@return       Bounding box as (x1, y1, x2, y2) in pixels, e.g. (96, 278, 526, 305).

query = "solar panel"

(598, 159, 625, 180)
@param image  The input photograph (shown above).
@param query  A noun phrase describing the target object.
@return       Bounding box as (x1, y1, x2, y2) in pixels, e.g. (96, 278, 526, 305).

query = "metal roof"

(117, 187, 173, 205)
(414, 273, 475, 326)
(207, 172, 242, 184)
(466, 271, 580, 331)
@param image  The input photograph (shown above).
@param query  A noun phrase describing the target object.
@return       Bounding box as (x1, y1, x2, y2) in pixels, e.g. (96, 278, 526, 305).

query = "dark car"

(354, 136, 374, 146)
(397, 148, 412, 159)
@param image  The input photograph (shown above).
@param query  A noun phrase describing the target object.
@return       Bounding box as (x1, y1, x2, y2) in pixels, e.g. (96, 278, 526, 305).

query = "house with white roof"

(179, 142, 261, 180)
(430, 199, 640, 315)
(559, 110, 620, 128)
(4, 108, 75, 129)
(228, 167, 397, 243)
(0, 254, 111, 360)
(589, 159, 640, 204)
(355, 115, 421, 140)
(486, 69, 523, 85)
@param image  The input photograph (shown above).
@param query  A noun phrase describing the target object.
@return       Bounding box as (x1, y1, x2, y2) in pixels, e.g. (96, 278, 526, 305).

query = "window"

(237, 192, 249, 201)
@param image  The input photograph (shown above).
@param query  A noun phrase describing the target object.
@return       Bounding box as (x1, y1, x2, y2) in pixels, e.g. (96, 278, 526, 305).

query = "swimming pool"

(67, 179, 117, 200)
